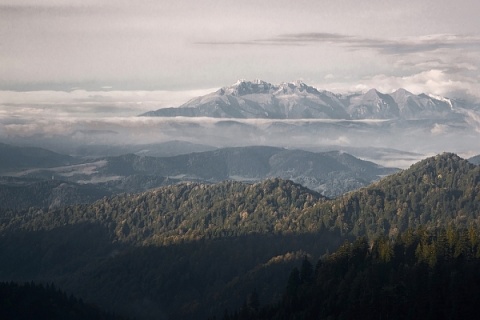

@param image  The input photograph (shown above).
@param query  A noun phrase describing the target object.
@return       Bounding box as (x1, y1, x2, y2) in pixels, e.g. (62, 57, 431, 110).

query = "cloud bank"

(201, 33, 480, 101)
(0, 88, 215, 118)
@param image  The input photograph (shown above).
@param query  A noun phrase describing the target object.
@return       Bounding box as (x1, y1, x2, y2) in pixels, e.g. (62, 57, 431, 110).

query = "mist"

(1, 110, 477, 168)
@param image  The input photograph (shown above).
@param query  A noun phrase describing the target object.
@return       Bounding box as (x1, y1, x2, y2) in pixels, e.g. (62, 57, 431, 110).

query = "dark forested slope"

(231, 227, 480, 320)
(0, 281, 128, 320)
(0, 179, 336, 319)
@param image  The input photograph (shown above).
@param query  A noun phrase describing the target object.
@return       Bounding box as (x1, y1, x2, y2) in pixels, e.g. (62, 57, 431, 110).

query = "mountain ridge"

(140, 80, 475, 120)
(308, 152, 480, 238)
(5, 145, 398, 199)
(0, 143, 76, 174)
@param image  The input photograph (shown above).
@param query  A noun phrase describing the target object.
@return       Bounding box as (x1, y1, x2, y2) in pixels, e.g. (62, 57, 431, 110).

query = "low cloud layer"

(1, 112, 479, 165)
(320, 69, 480, 102)
(0, 88, 214, 118)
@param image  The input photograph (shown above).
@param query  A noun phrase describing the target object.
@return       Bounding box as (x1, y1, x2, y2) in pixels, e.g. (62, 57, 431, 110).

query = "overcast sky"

(1, 0, 480, 99)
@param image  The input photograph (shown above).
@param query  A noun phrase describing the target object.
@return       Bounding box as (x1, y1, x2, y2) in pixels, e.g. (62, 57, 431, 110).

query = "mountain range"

(2, 141, 478, 212)
(1, 145, 398, 210)
(140, 80, 477, 120)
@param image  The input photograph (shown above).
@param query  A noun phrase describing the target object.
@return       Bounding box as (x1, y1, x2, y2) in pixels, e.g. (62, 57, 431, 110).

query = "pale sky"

(1, 0, 480, 100)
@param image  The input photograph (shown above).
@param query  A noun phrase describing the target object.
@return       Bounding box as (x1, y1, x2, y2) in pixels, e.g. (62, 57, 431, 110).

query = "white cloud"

(431, 123, 448, 135)
(0, 88, 216, 118)
(317, 69, 480, 102)
(461, 109, 480, 133)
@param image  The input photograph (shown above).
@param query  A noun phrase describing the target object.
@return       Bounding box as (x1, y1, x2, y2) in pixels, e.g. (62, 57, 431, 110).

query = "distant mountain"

(1, 144, 398, 210)
(72, 140, 217, 158)
(91, 146, 399, 197)
(140, 80, 474, 120)
(7, 146, 397, 198)
(469, 154, 480, 165)
(303, 145, 424, 168)
(141, 80, 349, 119)
(0, 143, 75, 174)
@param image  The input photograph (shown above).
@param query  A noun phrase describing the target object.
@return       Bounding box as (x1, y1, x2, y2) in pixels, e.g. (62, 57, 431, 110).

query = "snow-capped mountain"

(141, 80, 348, 119)
(348, 89, 400, 119)
(140, 80, 476, 120)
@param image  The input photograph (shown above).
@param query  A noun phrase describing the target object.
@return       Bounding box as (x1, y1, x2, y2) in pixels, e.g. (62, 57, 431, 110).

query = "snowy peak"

(364, 88, 381, 98)
(363, 89, 397, 102)
(140, 80, 477, 120)
(276, 81, 322, 95)
(220, 79, 276, 96)
(426, 93, 454, 110)
(391, 88, 414, 98)
(391, 90, 453, 117)
(348, 88, 399, 119)
(218, 79, 321, 97)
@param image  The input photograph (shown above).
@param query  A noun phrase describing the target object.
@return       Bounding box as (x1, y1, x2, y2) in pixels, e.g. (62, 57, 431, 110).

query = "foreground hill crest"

(317, 152, 480, 238)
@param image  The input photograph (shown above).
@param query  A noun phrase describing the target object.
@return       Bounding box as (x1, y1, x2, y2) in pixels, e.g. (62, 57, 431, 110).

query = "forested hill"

(308, 152, 480, 238)
(1, 178, 326, 245)
(3, 153, 480, 246)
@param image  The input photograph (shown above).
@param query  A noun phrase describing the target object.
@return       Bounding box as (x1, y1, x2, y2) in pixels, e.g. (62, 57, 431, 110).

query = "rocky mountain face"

(140, 80, 475, 120)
